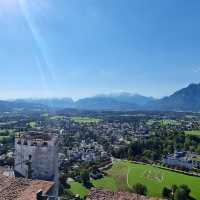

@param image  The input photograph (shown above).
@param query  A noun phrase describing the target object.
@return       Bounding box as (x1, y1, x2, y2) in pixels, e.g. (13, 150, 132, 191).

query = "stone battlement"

(15, 131, 58, 147)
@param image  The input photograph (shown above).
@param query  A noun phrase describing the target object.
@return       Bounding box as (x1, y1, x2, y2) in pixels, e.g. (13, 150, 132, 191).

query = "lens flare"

(19, 0, 55, 97)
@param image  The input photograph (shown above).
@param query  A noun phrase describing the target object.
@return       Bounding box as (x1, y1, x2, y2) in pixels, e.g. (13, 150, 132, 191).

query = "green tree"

(132, 183, 147, 196)
(162, 187, 171, 199)
(128, 146, 134, 160)
(61, 189, 75, 200)
(81, 169, 91, 188)
(171, 184, 178, 196)
(179, 184, 191, 197)
(196, 144, 200, 154)
(174, 188, 187, 200)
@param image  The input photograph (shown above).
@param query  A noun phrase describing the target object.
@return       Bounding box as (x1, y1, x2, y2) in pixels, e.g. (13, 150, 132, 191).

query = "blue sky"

(0, 0, 200, 99)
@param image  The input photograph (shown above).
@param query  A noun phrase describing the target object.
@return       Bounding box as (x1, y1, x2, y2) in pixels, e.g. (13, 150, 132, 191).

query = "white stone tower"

(15, 131, 59, 196)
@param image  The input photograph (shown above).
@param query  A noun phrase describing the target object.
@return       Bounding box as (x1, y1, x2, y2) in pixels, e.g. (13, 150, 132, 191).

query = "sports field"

(185, 130, 200, 136)
(70, 161, 200, 199)
(50, 115, 64, 120)
(71, 117, 102, 124)
(70, 177, 117, 198)
(108, 161, 200, 199)
(160, 119, 180, 126)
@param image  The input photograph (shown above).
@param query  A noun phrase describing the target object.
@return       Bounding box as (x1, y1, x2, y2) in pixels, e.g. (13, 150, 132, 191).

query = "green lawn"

(70, 161, 200, 199)
(29, 121, 37, 128)
(50, 115, 64, 120)
(160, 119, 180, 126)
(185, 130, 200, 136)
(146, 119, 156, 125)
(0, 129, 10, 135)
(70, 177, 117, 198)
(93, 176, 117, 191)
(110, 161, 200, 199)
(0, 129, 15, 142)
(0, 136, 11, 142)
(71, 117, 102, 124)
(41, 113, 49, 117)
(70, 182, 89, 198)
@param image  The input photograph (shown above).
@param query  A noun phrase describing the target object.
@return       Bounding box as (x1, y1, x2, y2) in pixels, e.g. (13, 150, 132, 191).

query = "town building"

(162, 151, 200, 170)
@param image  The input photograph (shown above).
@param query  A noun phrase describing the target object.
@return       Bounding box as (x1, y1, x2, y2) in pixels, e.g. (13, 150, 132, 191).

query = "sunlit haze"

(1, 0, 200, 99)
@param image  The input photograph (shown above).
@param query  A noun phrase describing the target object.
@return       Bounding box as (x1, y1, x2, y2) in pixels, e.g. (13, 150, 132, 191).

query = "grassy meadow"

(70, 161, 200, 199)
(185, 130, 200, 136)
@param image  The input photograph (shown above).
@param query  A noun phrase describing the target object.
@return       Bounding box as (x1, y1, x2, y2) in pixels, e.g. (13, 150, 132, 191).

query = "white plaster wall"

(15, 139, 58, 181)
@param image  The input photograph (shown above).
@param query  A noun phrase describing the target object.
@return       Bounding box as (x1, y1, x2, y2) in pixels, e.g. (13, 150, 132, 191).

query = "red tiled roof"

(18, 180, 55, 200)
(0, 173, 54, 200)
(86, 189, 161, 200)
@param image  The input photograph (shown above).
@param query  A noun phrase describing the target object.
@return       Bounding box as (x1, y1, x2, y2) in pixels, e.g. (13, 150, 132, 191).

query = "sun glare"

(0, 0, 17, 6)
(0, 0, 19, 12)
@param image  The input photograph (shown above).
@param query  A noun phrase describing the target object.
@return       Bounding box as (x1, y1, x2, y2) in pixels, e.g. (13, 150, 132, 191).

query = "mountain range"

(2, 83, 200, 112)
(75, 94, 155, 110)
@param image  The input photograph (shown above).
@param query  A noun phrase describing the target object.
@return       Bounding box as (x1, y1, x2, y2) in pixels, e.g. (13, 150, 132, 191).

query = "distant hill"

(19, 98, 75, 109)
(0, 101, 12, 111)
(1, 83, 200, 112)
(0, 100, 46, 111)
(150, 83, 200, 112)
(75, 93, 155, 111)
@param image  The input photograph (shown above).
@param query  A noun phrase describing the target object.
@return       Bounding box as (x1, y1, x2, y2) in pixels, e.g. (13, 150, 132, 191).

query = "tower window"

(43, 142, 48, 146)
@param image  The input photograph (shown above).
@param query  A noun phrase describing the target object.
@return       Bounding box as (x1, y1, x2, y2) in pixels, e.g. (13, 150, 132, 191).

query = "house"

(162, 151, 200, 170)
(190, 154, 200, 169)
(0, 172, 55, 200)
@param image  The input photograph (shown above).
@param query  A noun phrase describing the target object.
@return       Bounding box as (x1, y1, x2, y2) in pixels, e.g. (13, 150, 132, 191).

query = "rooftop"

(16, 131, 58, 142)
(191, 155, 200, 162)
(0, 170, 54, 200)
(86, 189, 160, 200)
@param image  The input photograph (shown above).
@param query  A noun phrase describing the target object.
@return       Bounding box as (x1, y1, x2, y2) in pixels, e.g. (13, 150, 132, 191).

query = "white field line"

(127, 167, 131, 188)
(125, 162, 165, 189)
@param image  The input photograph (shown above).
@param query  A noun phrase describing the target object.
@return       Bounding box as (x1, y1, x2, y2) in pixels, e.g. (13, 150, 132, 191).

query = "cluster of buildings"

(162, 151, 200, 170)
(68, 121, 150, 149)
(95, 122, 149, 138)
(68, 140, 109, 163)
